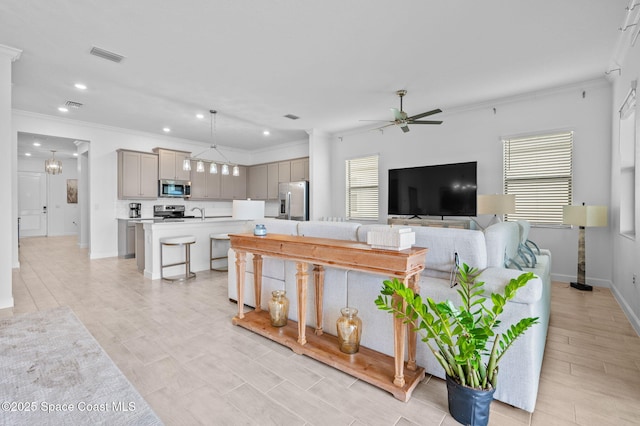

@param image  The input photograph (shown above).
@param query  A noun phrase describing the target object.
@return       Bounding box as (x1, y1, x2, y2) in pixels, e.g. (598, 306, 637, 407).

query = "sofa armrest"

(478, 267, 543, 304)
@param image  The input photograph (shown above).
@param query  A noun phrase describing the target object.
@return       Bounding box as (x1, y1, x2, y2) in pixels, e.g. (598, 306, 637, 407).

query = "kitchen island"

(135, 217, 253, 280)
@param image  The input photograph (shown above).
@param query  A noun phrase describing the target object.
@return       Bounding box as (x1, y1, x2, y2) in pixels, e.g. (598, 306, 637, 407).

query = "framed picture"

(67, 179, 78, 204)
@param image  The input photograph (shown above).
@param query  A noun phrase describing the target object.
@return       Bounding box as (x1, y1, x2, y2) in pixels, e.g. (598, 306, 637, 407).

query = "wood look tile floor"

(5, 236, 640, 425)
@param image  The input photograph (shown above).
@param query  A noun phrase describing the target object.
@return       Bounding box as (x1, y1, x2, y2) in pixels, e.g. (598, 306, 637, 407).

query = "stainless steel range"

(153, 205, 186, 222)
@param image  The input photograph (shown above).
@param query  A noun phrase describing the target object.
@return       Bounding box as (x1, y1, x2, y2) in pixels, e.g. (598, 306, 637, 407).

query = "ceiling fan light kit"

(182, 110, 239, 176)
(361, 90, 443, 133)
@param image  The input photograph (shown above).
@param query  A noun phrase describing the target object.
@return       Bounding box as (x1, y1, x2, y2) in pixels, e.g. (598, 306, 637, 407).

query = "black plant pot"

(446, 375, 496, 426)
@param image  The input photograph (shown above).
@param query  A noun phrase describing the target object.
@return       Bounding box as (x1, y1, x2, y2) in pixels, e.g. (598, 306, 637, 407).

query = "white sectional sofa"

(227, 219, 550, 412)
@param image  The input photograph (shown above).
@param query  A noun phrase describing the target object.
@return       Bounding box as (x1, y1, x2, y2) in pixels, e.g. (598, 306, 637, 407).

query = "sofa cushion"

(484, 221, 520, 267)
(411, 226, 487, 279)
(297, 221, 361, 241)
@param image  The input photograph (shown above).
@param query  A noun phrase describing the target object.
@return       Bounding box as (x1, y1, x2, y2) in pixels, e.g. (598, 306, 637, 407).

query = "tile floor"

(4, 236, 640, 425)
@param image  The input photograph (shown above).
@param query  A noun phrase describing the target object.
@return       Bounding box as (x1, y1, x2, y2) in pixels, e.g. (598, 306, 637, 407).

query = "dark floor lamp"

(562, 203, 608, 291)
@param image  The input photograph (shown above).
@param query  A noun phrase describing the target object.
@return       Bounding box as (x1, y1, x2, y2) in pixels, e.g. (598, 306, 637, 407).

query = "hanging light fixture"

(182, 109, 238, 176)
(45, 150, 63, 175)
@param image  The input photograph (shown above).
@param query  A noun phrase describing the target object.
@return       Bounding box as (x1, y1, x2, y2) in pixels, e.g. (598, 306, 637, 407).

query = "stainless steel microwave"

(159, 179, 191, 198)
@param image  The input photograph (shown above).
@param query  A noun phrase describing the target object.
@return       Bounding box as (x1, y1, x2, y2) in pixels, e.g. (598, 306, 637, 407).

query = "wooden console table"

(229, 233, 428, 401)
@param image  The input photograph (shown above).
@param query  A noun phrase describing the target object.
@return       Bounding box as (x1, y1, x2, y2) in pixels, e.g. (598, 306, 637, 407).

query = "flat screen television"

(388, 161, 477, 217)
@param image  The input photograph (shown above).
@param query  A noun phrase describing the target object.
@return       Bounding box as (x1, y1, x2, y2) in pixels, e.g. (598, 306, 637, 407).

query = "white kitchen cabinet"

(117, 149, 158, 199)
(190, 160, 221, 200)
(154, 148, 191, 181)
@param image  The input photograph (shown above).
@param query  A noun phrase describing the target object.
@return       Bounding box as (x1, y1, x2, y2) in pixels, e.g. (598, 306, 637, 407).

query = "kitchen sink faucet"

(191, 206, 205, 220)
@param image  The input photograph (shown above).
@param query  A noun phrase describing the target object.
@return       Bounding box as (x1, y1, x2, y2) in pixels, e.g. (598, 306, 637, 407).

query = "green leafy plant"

(375, 263, 539, 391)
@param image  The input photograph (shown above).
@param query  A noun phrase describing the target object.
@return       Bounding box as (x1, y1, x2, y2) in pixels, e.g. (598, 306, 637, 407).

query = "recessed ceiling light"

(73, 153, 78, 157)
(263, 130, 270, 136)
(74, 83, 87, 90)
(58, 107, 69, 112)
(25, 153, 31, 157)
(163, 127, 171, 132)
(196, 113, 204, 119)
(33, 142, 41, 147)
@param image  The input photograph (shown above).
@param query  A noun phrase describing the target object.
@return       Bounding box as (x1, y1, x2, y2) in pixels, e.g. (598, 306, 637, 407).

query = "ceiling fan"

(361, 90, 442, 133)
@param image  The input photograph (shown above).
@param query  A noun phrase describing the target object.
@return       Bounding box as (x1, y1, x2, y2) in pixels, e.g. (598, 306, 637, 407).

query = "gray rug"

(0, 306, 163, 425)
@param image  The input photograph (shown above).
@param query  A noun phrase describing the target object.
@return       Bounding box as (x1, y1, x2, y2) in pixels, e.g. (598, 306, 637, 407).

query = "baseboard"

(609, 284, 640, 337)
(0, 296, 15, 310)
(551, 274, 611, 288)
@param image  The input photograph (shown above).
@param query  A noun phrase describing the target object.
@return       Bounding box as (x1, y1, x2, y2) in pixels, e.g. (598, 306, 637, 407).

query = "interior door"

(18, 171, 48, 237)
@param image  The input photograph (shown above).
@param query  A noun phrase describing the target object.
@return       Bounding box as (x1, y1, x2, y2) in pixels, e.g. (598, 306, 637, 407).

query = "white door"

(18, 171, 47, 237)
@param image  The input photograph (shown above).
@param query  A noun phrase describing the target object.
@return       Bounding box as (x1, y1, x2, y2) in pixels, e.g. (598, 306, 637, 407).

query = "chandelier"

(45, 150, 63, 175)
(183, 110, 240, 176)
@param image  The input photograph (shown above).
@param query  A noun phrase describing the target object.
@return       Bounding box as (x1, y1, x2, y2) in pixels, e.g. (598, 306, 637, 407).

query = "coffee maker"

(129, 203, 141, 218)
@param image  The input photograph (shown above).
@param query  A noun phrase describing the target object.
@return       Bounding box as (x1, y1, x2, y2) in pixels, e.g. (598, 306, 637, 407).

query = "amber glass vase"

(336, 307, 362, 354)
(268, 290, 289, 327)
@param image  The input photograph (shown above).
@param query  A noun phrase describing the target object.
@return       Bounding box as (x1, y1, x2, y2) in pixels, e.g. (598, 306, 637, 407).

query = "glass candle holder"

(268, 290, 289, 327)
(336, 307, 362, 354)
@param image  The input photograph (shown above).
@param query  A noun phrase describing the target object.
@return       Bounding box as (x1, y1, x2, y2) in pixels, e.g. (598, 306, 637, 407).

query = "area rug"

(0, 306, 163, 425)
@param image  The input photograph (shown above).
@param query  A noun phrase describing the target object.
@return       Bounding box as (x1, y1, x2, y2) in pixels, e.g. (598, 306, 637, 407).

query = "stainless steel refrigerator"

(278, 181, 309, 221)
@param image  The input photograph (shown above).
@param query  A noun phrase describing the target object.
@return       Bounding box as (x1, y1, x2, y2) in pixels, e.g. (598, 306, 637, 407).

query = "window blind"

(345, 155, 379, 220)
(503, 131, 573, 225)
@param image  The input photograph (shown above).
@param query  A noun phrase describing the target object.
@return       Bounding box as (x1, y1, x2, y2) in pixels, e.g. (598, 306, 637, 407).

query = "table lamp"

(476, 194, 516, 228)
(232, 200, 265, 221)
(562, 203, 608, 291)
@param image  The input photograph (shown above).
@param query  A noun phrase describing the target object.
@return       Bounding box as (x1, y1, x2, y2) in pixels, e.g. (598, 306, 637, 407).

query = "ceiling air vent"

(65, 101, 83, 109)
(89, 46, 124, 63)
(284, 114, 300, 120)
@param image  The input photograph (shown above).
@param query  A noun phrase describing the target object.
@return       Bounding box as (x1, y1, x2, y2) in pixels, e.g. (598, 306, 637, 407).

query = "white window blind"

(503, 131, 573, 225)
(346, 155, 379, 220)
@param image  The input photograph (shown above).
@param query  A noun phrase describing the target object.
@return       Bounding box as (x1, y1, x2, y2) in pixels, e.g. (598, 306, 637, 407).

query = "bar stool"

(210, 233, 230, 271)
(160, 235, 197, 281)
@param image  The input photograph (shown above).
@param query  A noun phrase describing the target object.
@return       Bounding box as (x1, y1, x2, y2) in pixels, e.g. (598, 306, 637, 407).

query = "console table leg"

(392, 291, 406, 387)
(407, 274, 419, 371)
(253, 254, 263, 312)
(296, 262, 309, 345)
(234, 251, 247, 320)
(313, 265, 325, 335)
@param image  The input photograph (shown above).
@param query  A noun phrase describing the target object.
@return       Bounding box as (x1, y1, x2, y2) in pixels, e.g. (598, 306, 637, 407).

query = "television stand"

(388, 217, 473, 229)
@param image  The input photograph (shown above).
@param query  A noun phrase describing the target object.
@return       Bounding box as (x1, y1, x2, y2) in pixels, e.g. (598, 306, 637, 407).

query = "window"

(503, 131, 573, 225)
(345, 155, 379, 220)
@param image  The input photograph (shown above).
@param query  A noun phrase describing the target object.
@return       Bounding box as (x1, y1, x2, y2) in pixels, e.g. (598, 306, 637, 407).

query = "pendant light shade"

(232, 164, 240, 177)
(183, 158, 191, 171)
(45, 150, 63, 175)
(221, 164, 230, 176)
(210, 162, 218, 174)
(196, 160, 205, 173)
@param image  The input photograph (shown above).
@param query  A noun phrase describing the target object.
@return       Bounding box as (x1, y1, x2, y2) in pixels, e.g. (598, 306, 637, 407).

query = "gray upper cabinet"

(248, 164, 268, 200)
(154, 148, 191, 181)
(291, 158, 309, 181)
(189, 160, 221, 200)
(278, 161, 291, 183)
(221, 166, 247, 199)
(267, 162, 279, 199)
(117, 150, 159, 199)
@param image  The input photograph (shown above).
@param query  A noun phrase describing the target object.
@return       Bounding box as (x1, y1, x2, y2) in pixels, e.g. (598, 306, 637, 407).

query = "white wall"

(328, 78, 613, 288)
(610, 35, 640, 334)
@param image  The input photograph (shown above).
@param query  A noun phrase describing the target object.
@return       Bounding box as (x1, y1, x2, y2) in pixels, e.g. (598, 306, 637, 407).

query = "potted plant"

(375, 264, 539, 426)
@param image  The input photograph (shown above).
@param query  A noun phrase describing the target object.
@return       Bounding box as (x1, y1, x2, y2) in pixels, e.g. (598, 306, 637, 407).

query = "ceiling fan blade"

(359, 119, 394, 122)
(407, 108, 442, 121)
(410, 120, 443, 125)
(400, 125, 410, 133)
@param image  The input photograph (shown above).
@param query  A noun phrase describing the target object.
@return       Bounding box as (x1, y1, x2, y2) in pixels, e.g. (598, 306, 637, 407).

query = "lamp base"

(570, 282, 593, 292)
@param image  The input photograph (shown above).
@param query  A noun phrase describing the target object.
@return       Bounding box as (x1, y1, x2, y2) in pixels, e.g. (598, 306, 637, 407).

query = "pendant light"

(182, 109, 238, 176)
(45, 150, 63, 175)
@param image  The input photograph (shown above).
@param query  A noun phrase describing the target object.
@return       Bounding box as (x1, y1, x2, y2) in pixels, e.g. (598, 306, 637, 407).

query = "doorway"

(17, 171, 47, 237)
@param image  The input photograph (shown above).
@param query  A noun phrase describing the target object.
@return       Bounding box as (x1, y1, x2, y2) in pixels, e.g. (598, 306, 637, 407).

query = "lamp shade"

(477, 194, 516, 215)
(232, 200, 265, 220)
(562, 205, 608, 227)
